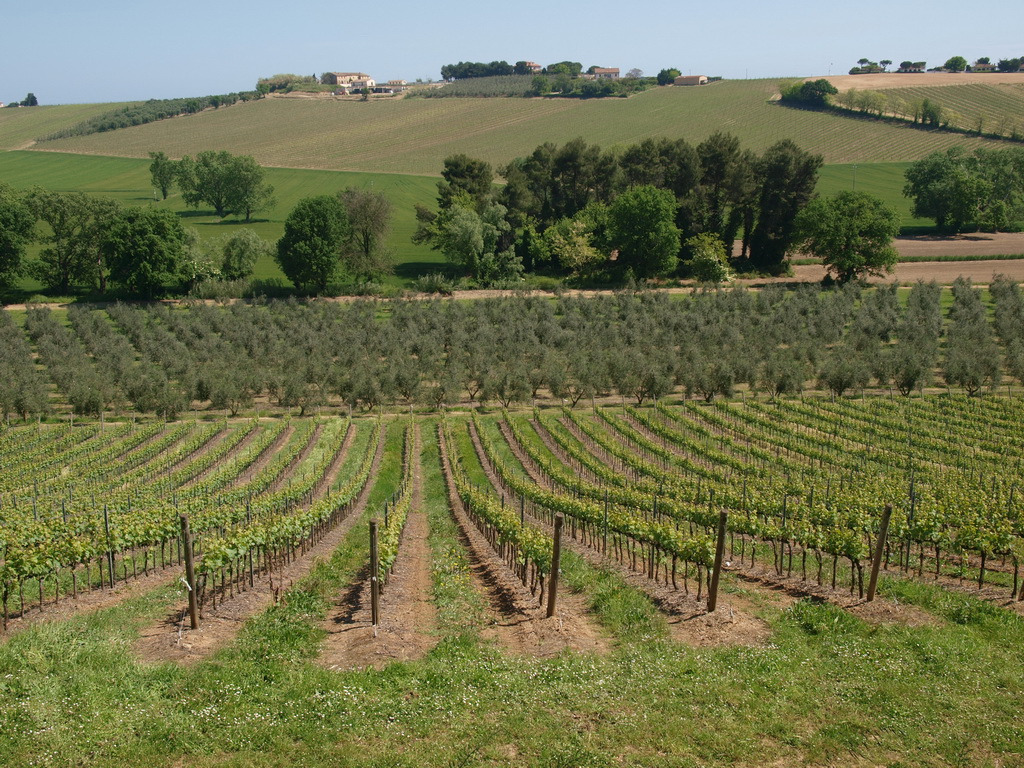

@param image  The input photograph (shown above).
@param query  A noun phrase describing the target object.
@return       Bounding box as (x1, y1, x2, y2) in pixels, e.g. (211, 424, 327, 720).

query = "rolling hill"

(24, 79, 1018, 176)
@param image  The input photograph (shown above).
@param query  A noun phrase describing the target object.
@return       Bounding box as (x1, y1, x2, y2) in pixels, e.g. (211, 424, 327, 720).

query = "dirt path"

(437, 426, 606, 657)
(788, 257, 1024, 285)
(132, 425, 386, 665)
(320, 423, 440, 670)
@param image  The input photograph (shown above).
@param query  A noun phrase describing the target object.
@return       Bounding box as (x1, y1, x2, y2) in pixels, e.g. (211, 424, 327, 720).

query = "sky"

(3, 0, 1022, 105)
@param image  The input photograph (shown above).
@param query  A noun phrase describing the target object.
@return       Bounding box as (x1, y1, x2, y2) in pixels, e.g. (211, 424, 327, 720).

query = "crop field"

(27, 80, 1014, 175)
(1, 393, 1023, 766)
(839, 82, 1024, 137)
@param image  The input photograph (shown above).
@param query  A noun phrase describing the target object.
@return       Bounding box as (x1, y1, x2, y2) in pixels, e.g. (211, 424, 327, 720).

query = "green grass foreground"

(1, 424, 1022, 767)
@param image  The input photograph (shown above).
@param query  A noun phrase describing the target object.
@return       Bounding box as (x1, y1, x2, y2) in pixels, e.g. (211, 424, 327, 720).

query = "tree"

(220, 228, 272, 280)
(176, 150, 273, 220)
(338, 186, 394, 280)
(547, 61, 582, 76)
(683, 233, 732, 283)
(26, 189, 120, 293)
(20, 93, 38, 107)
(275, 195, 350, 292)
(0, 183, 34, 289)
(944, 56, 968, 72)
(656, 68, 681, 86)
(780, 78, 838, 107)
(748, 140, 823, 272)
(794, 191, 900, 282)
(224, 154, 275, 222)
(903, 146, 1019, 232)
(437, 154, 493, 210)
(148, 151, 176, 200)
(880, 59, 892, 71)
(103, 207, 187, 297)
(625, 68, 643, 79)
(607, 185, 680, 278)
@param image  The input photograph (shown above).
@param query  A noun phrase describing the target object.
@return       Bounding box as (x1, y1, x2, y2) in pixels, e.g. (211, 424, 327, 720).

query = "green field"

(25, 80, 1014, 175)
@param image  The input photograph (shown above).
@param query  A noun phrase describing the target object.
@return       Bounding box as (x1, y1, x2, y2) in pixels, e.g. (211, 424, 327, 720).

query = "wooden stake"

(866, 504, 893, 603)
(708, 510, 728, 612)
(546, 514, 564, 618)
(370, 519, 380, 627)
(179, 514, 199, 630)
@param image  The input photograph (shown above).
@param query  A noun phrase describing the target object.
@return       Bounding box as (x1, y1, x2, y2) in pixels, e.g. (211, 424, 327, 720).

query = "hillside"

(27, 80, 1015, 175)
(0, 103, 133, 151)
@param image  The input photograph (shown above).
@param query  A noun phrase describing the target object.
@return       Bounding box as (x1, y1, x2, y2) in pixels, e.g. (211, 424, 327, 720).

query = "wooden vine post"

(866, 504, 893, 603)
(369, 519, 380, 627)
(179, 514, 199, 630)
(708, 510, 728, 612)
(546, 514, 564, 618)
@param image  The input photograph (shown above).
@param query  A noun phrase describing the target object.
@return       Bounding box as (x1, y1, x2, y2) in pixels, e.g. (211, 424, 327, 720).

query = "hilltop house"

(970, 62, 998, 72)
(523, 61, 543, 74)
(592, 67, 620, 79)
(674, 74, 709, 86)
(321, 72, 372, 85)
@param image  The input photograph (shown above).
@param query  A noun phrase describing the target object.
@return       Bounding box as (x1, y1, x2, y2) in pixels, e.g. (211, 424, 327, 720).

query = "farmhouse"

(321, 72, 372, 85)
(674, 74, 709, 86)
(970, 62, 998, 72)
(592, 67, 620, 80)
(523, 61, 543, 74)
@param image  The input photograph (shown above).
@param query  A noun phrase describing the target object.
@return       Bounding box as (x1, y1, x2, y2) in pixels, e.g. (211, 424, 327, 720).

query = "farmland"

(25, 79, 1016, 175)
(2, 392, 1023, 766)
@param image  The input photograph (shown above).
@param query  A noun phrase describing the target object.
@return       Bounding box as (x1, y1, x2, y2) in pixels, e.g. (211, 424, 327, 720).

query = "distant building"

(674, 74, 709, 86)
(897, 65, 924, 73)
(321, 72, 372, 85)
(524, 61, 543, 74)
(592, 67, 620, 80)
(350, 78, 376, 89)
(387, 79, 408, 91)
(970, 62, 998, 72)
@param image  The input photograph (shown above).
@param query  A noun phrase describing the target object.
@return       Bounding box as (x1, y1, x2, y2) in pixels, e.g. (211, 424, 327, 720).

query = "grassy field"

(26, 80, 1015, 176)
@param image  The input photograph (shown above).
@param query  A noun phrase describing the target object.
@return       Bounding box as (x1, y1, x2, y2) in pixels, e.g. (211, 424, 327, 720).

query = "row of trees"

(39, 92, 261, 141)
(440, 61, 602, 80)
(412, 135, 830, 283)
(2, 280, 1020, 419)
(148, 150, 275, 221)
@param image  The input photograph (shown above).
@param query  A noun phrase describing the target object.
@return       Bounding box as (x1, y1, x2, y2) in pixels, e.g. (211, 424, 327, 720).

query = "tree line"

(39, 92, 263, 141)
(1, 280, 1020, 420)
(411, 135, 840, 284)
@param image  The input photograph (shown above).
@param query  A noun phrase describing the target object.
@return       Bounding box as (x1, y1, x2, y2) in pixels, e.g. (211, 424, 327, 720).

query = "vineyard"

(3, 287, 1024, 765)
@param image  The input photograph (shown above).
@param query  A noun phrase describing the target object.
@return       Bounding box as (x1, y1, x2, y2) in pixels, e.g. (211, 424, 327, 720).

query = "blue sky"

(3, 0, 1022, 105)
